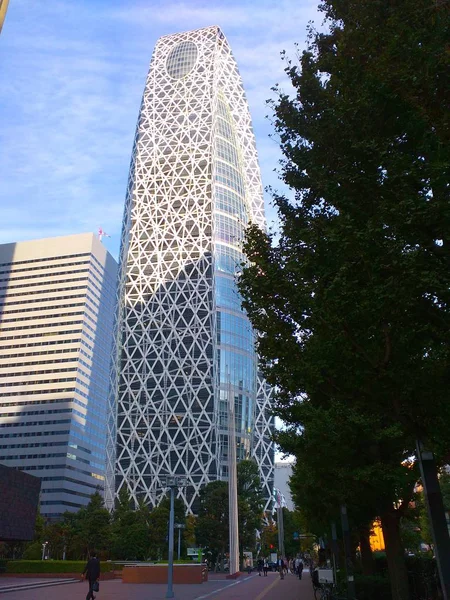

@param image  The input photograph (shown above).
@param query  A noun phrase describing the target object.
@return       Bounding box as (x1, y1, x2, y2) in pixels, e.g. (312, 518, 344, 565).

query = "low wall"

(0, 572, 116, 580)
(122, 564, 207, 584)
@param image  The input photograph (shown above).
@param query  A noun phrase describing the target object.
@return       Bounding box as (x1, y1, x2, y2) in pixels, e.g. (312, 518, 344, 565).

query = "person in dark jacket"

(257, 558, 264, 576)
(82, 551, 100, 600)
(297, 557, 304, 579)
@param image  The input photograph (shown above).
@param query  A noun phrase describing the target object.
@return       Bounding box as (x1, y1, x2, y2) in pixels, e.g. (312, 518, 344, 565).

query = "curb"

(0, 578, 78, 594)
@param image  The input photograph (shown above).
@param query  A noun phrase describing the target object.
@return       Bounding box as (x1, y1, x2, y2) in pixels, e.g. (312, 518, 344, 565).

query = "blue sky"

(0, 0, 321, 259)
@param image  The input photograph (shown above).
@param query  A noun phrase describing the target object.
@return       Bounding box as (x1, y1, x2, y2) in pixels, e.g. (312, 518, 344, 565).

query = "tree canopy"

(238, 1, 450, 599)
(195, 460, 265, 562)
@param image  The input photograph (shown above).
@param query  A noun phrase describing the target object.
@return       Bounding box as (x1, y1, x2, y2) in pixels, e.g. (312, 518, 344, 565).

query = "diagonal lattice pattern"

(106, 26, 274, 513)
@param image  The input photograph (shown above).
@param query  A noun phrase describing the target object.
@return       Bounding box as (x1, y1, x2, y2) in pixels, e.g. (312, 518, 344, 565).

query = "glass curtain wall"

(214, 94, 256, 478)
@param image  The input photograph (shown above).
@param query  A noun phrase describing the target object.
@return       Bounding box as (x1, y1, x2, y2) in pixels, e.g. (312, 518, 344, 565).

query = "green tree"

(147, 503, 169, 560)
(22, 508, 47, 559)
(278, 508, 304, 558)
(184, 514, 197, 550)
(260, 519, 278, 557)
(111, 487, 151, 560)
(60, 509, 85, 559)
(195, 481, 229, 564)
(237, 460, 264, 551)
(145, 495, 185, 560)
(77, 492, 111, 558)
(277, 400, 417, 575)
(195, 463, 264, 567)
(439, 472, 450, 512)
(239, 2, 450, 599)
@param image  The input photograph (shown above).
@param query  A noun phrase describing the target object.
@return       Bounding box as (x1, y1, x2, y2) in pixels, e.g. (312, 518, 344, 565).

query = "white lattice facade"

(106, 26, 274, 513)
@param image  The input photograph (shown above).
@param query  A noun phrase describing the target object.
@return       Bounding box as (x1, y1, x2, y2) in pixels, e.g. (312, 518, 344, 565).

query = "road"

(0, 570, 315, 600)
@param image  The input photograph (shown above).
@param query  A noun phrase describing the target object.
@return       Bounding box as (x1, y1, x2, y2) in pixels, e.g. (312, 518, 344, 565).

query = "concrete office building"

(274, 462, 295, 511)
(0, 233, 117, 519)
(106, 26, 275, 514)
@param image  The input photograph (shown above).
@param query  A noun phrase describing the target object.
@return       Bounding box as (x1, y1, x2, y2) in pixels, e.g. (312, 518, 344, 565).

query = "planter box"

(122, 564, 207, 584)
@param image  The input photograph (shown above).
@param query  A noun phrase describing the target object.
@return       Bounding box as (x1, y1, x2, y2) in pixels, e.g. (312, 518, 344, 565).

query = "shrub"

(406, 555, 439, 600)
(21, 542, 42, 560)
(373, 552, 389, 576)
(0, 559, 8, 574)
(6, 560, 114, 574)
(355, 574, 392, 600)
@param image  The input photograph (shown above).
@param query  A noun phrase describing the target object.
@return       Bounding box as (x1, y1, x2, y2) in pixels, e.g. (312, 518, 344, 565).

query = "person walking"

(82, 550, 100, 600)
(278, 556, 284, 579)
(257, 557, 264, 576)
(296, 557, 304, 579)
(263, 558, 269, 577)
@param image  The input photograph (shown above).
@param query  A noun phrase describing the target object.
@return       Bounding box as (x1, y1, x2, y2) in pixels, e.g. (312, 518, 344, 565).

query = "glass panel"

(166, 41, 198, 79)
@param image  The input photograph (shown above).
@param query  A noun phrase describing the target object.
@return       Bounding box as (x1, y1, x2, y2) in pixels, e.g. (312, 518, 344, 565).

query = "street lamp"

(227, 381, 239, 577)
(174, 523, 186, 560)
(41, 541, 48, 560)
(163, 475, 188, 599)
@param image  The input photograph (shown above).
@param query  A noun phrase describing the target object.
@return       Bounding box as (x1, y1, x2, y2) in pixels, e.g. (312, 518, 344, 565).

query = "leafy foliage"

(195, 460, 264, 559)
(74, 492, 111, 557)
(5, 560, 114, 574)
(111, 488, 151, 560)
(238, 1, 449, 599)
(237, 460, 265, 549)
(195, 480, 229, 558)
(14, 488, 190, 562)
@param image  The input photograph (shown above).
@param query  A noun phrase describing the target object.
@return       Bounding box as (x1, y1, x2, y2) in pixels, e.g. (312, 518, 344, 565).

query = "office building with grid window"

(106, 26, 275, 514)
(0, 233, 117, 520)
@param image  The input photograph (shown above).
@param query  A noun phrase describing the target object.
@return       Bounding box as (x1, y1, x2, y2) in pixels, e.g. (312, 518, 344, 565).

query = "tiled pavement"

(0, 570, 315, 599)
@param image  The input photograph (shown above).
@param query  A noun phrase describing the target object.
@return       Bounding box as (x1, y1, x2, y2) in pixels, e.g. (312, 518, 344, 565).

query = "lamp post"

(228, 380, 240, 576)
(274, 488, 285, 558)
(41, 541, 48, 560)
(174, 524, 186, 560)
(164, 476, 187, 599)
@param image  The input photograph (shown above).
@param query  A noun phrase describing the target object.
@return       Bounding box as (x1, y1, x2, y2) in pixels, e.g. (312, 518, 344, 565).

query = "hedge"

(6, 560, 114, 574)
(154, 560, 202, 565)
(355, 575, 392, 600)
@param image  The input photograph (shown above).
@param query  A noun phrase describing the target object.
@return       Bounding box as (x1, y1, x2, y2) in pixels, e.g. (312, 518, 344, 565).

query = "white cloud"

(0, 0, 322, 253)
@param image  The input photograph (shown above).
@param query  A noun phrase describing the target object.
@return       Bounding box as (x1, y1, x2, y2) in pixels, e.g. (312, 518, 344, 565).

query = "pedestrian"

(257, 557, 264, 576)
(278, 556, 284, 579)
(82, 550, 100, 600)
(297, 557, 304, 579)
(246, 557, 252, 575)
(263, 558, 269, 577)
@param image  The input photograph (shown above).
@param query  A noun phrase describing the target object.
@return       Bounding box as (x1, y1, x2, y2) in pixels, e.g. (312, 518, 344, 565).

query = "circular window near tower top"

(166, 41, 198, 79)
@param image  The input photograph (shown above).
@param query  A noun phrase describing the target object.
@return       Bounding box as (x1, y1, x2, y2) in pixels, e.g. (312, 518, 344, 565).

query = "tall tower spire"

(106, 26, 274, 513)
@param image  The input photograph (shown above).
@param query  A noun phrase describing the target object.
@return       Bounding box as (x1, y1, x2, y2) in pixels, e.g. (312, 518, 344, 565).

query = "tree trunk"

(381, 510, 410, 600)
(359, 527, 374, 576)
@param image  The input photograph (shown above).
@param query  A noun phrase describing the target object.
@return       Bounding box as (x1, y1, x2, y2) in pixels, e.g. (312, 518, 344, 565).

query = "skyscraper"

(0, 234, 117, 519)
(107, 26, 274, 513)
(0, 0, 10, 34)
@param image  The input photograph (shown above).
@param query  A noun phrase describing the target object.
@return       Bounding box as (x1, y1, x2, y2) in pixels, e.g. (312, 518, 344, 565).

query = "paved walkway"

(0, 570, 315, 599)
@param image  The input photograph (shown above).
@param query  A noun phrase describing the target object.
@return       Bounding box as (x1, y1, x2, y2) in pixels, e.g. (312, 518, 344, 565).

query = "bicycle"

(313, 582, 348, 600)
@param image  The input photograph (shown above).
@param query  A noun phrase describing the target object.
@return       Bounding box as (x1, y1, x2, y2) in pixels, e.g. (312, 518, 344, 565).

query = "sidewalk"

(0, 570, 316, 599)
(212, 570, 316, 600)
